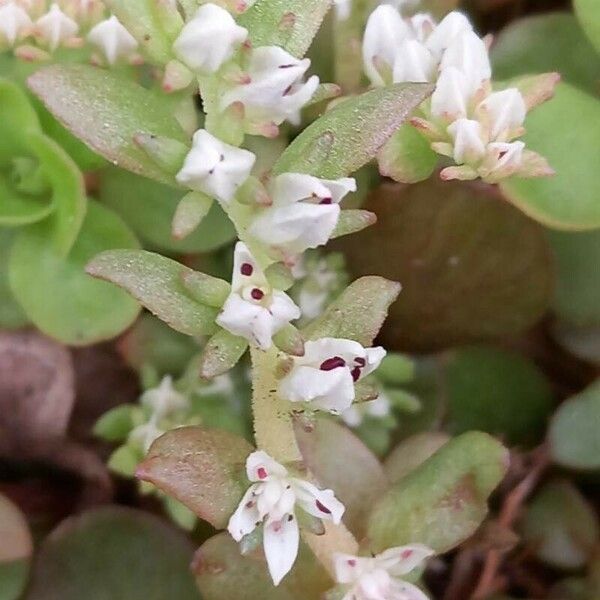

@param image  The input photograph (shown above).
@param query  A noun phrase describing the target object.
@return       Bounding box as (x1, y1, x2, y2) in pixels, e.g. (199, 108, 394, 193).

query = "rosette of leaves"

(0, 78, 140, 344)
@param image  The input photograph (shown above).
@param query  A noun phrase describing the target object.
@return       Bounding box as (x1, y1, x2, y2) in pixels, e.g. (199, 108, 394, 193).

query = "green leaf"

(367, 432, 509, 553)
(500, 83, 600, 230)
(199, 330, 249, 378)
(375, 353, 415, 386)
(195, 533, 331, 600)
(238, 0, 331, 58)
(295, 418, 389, 538)
(9, 201, 141, 346)
(549, 379, 600, 470)
(331, 210, 376, 239)
(337, 180, 553, 352)
(444, 346, 554, 447)
(548, 229, 600, 326)
(25, 506, 198, 600)
(180, 270, 231, 308)
(575, 0, 600, 54)
(302, 276, 401, 347)
(136, 426, 253, 529)
(172, 192, 214, 240)
(384, 432, 450, 484)
(274, 83, 433, 179)
(0, 493, 32, 600)
(100, 167, 236, 252)
(0, 231, 28, 329)
(86, 249, 220, 337)
(28, 65, 188, 185)
(108, 444, 140, 477)
(492, 13, 600, 94)
(377, 124, 438, 184)
(522, 479, 599, 570)
(93, 405, 136, 442)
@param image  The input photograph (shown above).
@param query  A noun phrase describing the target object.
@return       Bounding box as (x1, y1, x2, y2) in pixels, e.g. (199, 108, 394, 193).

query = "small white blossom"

(140, 376, 189, 420)
(221, 45, 319, 128)
(393, 39, 436, 84)
(35, 3, 79, 51)
(425, 11, 472, 58)
(430, 66, 470, 121)
(476, 88, 526, 139)
(248, 173, 356, 256)
(341, 392, 391, 428)
(480, 141, 525, 181)
(447, 118, 486, 164)
(0, 1, 32, 47)
(228, 450, 345, 585)
(216, 242, 300, 350)
(176, 129, 256, 204)
(334, 545, 434, 600)
(173, 3, 248, 74)
(279, 338, 386, 414)
(87, 15, 138, 65)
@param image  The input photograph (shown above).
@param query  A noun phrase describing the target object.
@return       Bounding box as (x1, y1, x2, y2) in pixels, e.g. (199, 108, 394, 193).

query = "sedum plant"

(4, 0, 600, 599)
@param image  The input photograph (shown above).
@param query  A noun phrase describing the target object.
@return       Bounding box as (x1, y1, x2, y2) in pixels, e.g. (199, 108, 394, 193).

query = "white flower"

(35, 3, 79, 51)
(430, 66, 470, 121)
(480, 141, 525, 182)
(176, 129, 256, 204)
(228, 450, 345, 585)
(140, 376, 189, 420)
(393, 39, 436, 84)
(248, 173, 356, 256)
(362, 4, 410, 86)
(0, 1, 32, 47)
(334, 545, 434, 600)
(341, 392, 391, 428)
(173, 3, 248, 74)
(279, 338, 386, 414)
(447, 118, 486, 164)
(221, 45, 319, 127)
(216, 242, 300, 350)
(425, 11, 472, 58)
(439, 30, 491, 96)
(476, 88, 526, 140)
(87, 15, 138, 65)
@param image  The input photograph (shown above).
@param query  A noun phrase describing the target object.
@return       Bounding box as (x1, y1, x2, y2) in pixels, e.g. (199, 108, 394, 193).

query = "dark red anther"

(319, 197, 333, 205)
(257, 467, 268, 480)
(251, 288, 264, 300)
(316, 499, 331, 514)
(320, 356, 346, 371)
(355, 357, 366, 367)
(401, 549, 413, 559)
(241, 263, 253, 276)
(351, 367, 361, 382)
(347, 559, 357, 567)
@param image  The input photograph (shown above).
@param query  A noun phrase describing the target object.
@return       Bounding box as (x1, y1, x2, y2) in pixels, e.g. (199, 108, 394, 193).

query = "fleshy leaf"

(86, 249, 220, 338)
(574, 0, 600, 54)
(0, 231, 28, 329)
(522, 479, 600, 570)
(9, 201, 141, 346)
(367, 432, 509, 553)
(25, 507, 197, 600)
(549, 379, 600, 470)
(194, 533, 331, 600)
(377, 124, 438, 184)
(500, 83, 600, 230)
(331, 210, 376, 239)
(492, 13, 600, 94)
(238, 0, 331, 58)
(444, 346, 554, 446)
(100, 167, 236, 252)
(337, 180, 553, 352)
(302, 276, 401, 347)
(172, 192, 214, 240)
(180, 270, 231, 308)
(28, 65, 188, 185)
(136, 426, 253, 529)
(295, 418, 389, 538)
(274, 83, 433, 179)
(93, 405, 136, 442)
(199, 330, 249, 379)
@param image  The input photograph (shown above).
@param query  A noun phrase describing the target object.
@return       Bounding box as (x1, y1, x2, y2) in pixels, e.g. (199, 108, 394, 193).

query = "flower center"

(251, 288, 265, 300)
(240, 262, 253, 276)
(315, 499, 331, 514)
(257, 467, 268, 480)
(320, 356, 346, 371)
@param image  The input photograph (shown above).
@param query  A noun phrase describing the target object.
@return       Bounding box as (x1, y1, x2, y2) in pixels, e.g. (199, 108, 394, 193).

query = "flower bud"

(87, 15, 138, 65)
(0, 2, 32, 48)
(393, 39, 436, 84)
(34, 3, 79, 51)
(447, 118, 486, 164)
(477, 88, 526, 140)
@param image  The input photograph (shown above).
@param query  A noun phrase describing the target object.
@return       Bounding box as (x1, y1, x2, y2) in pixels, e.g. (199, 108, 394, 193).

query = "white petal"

(363, 4, 410, 86)
(340, 405, 364, 427)
(35, 3, 79, 50)
(356, 568, 395, 600)
(227, 485, 261, 541)
(440, 30, 491, 95)
(361, 346, 387, 378)
(334, 553, 372, 584)
(390, 579, 431, 600)
(270, 290, 302, 326)
(292, 479, 345, 524)
(477, 88, 526, 139)
(409, 14, 436, 43)
(425, 11, 472, 58)
(430, 66, 470, 120)
(270, 173, 356, 206)
(376, 545, 435, 577)
(447, 118, 486, 164)
(173, 3, 248, 73)
(216, 294, 272, 349)
(246, 450, 288, 482)
(263, 515, 300, 586)
(393, 40, 435, 84)
(0, 2, 32, 46)
(230, 241, 268, 291)
(87, 15, 138, 65)
(302, 337, 367, 365)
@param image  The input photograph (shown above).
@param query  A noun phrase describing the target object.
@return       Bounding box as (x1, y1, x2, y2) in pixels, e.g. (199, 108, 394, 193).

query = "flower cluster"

(0, 0, 139, 65)
(363, 5, 553, 183)
(228, 450, 345, 585)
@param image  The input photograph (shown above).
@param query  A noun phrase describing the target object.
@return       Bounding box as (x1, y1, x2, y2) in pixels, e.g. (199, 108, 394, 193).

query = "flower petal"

(227, 484, 261, 542)
(263, 514, 300, 586)
(376, 545, 435, 577)
(246, 450, 288, 482)
(292, 479, 345, 524)
(333, 553, 372, 584)
(390, 579, 431, 600)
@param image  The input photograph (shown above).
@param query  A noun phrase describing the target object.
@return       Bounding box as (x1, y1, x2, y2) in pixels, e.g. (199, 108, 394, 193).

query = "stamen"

(316, 499, 331, 514)
(320, 356, 346, 371)
(257, 467, 268, 479)
(351, 367, 361, 382)
(251, 288, 265, 300)
(355, 357, 366, 367)
(319, 197, 333, 205)
(240, 263, 253, 276)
